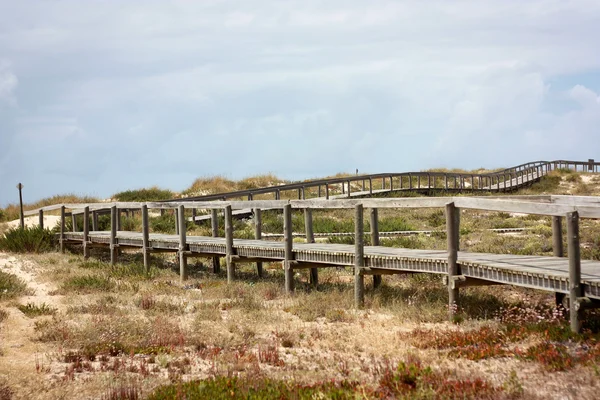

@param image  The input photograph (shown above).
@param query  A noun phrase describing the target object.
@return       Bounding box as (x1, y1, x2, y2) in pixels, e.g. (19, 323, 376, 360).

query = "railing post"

(92, 211, 98, 231)
(305, 208, 318, 286)
(325, 184, 330, 200)
(567, 211, 583, 333)
(117, 208, 122, 231)
(175, 208, 180, 235)
(369, 178, 373, 195)
(389, 176, 394, 191)
(552, 216, 566, 307)
(254, 208, 263, 278)
(178, 205, 188, 282)
(552, 216, 564, 257)
(276, 190, 281, 200)
(142, 204, 150, 272)
(342, 182, 346, 194)
(370, 208, 381, 288)
(60, 206, 66, 253)
(71, 212, 77, 232)
(301, 186, 306, 200)
(191, 208, 197, 224)
(211, 209, 221, 273)
(382, 177, 386, 190)
(347, 180, 351, 197)
(83, 206, 90, 259)
(38, 209, 44, 229)
(428, 174, 432, 190)
(110, 206, 118, 265)
(284, 204, 294, 293)
(355, 204, 365, 308)
(409, 174, 413, 190)
(225, 205, 236, 283)
(446, 202, 460, 320)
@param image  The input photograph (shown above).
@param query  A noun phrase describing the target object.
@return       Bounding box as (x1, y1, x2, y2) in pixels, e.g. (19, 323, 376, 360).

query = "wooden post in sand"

(254, 208, 263, 278)
(211, 209, 221, 274)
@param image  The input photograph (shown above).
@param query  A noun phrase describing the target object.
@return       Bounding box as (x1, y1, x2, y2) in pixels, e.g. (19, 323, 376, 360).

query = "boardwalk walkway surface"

(23, 159, 600, 332)
(64, 230, 600, 301)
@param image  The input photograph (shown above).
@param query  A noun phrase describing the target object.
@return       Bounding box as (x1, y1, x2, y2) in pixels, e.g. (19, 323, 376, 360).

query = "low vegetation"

(113, 187, 175, 202)
(0, 270, 29, 299)
(0, 226, 55, 253)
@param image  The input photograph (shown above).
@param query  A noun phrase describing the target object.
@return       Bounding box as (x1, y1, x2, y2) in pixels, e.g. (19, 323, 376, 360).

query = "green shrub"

(18, 302, 57, 317)
(0, 226, 55, 253)
(150, 213, 192, 234)
(113, 187, 174, 202)
(148, 376, 363, 400)
(61, 275, 114, 293)
(0, 271, 29, 299)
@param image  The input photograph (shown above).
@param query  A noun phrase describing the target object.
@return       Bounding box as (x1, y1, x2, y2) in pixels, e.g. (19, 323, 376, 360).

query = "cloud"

(0, 62, 18, 106)
(0, 1, 599, 205)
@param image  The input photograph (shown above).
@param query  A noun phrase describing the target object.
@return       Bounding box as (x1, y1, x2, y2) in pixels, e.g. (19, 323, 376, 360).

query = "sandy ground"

(5, 216, 61, 230)
(0, 253, 64, 399)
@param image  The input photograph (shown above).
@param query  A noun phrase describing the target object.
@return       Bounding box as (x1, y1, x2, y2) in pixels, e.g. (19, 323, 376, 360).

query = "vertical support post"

(318, 185, 322, 197)
(552, 216, 564, 257)
(175, 208, 180, 235)
(211, 209, 221, 273)
(370, 208, 381, 288)
(369, 178, 373, 195)
(428, 174, 431, 190)
(225, 205, 235, 283)
(110, 206, 117, 265)
(254, 208, 263, 278)
(142, 204, 150, 273)
(91, 211, 98, 231)
(389, 176, 394, 191)
(276, 190, 281, 200)
(60, 206, 66, 253)
(567, 212, 583, 333)
(117, 208, 122, 231)
(325, 184, 330, 200)
(17, 183, 24, 229)
(347, 181, 351, 197)
(446, 202, 459, 320)
(382, 177, 386, 190)
(552, 216, 566, 307)
(355, 204, 365, 308)
(284, 204, 294, 293)
(191, 208, 197, 224)
(38, 209, 44, 229)
(83, 206, 90, 259)
(178, 205, 187, 282)
(72, 213, 77, 232)
(305, 208, 317, 286)
(342, 182, 345, 194)
(301, 187, 306, 200)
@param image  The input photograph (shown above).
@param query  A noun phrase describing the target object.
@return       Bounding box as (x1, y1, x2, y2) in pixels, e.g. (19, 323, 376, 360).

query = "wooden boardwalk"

(63, 230, 600, 301)
(23, 159, 600, 332)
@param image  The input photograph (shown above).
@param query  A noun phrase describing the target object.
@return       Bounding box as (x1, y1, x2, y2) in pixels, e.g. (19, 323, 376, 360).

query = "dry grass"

(1, 194, 98, 222)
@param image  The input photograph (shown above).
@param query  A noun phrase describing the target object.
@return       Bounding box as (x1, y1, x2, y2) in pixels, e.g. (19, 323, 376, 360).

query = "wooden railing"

(162, 159, 599, 202)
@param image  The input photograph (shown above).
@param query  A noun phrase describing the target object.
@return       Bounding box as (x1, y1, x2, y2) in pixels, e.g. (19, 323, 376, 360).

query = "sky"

(1, 0, 600, 206)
